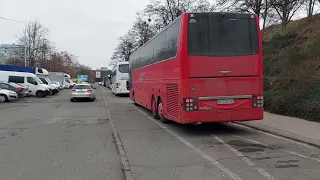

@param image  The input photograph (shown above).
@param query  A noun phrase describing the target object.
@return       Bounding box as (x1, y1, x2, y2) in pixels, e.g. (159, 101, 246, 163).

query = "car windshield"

(73, 85, 91, 89)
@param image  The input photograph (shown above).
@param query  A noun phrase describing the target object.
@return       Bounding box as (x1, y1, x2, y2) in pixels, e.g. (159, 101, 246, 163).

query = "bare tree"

(217, 0, 264, 16)
(270, 0, 304, 33)
(18, 20, 49, 67)
(112, 32, 137, 62)
(131, 14, 155, 47)
(145, 0, 213, 28)
(304, 0, 318, 17)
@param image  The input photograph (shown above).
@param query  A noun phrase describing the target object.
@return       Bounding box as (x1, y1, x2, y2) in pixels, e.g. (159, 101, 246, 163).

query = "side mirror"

(34, 82, 38, 85)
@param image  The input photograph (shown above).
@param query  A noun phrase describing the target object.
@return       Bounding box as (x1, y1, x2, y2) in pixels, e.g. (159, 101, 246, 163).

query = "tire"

(158, 98, 169, 123)
(70, 98, 74, 102)
(152, 96, 159, 119)
(36, 91, 45, 98)
(132, 92, 138, 106)
(0, 94, 8, 103)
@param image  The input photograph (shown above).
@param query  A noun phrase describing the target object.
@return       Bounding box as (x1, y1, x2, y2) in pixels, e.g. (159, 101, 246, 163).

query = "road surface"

(0, 88, 124, 180)
(0, 86, 319, 180)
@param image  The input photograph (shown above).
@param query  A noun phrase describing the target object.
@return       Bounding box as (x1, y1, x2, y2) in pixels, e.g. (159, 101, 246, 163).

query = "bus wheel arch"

(151, 95, 159, 119)
(157, 97, 169, 123)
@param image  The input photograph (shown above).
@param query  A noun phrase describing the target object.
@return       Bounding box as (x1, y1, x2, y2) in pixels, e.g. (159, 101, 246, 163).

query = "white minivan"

(0, 71, 49, 97)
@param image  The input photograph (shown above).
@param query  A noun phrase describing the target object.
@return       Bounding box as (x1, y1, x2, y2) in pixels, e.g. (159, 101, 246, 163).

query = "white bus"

(111, 62, 129, 95)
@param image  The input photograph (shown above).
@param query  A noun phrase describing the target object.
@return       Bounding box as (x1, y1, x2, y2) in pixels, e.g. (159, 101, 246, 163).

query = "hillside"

(262, 14, 320, 122)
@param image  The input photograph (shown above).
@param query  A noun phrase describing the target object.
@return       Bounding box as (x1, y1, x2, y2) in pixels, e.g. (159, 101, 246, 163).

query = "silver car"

(70, 84, 96, 102)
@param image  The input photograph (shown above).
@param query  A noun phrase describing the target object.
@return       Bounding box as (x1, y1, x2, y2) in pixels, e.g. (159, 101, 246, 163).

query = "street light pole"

(0, 16, 28, 66)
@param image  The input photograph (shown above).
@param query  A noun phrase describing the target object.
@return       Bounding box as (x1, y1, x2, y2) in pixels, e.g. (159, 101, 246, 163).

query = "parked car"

(70, 84, 96, 102)
(9, 82, 31, 97)
(0, 81, 28, 98)
(0, 88, 18, 103)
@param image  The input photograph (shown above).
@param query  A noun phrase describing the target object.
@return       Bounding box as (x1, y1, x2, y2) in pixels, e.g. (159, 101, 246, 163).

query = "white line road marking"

(133, 105, 243, 180)
(233, 123, 318, 150)
(230, 134, 320, 163)
(213, 136, 275, 180)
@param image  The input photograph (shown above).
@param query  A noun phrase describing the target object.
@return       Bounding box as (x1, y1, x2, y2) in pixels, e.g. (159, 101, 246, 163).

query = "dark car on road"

(0, 81, 28, 98)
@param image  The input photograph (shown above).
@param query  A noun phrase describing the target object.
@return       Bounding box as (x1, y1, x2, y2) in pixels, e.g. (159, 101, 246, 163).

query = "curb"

(101, 92, 134, 180)
(234, 122, 320, 149)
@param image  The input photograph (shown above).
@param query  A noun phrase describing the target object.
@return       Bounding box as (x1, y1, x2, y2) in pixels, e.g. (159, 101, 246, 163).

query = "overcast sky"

(0, 0, 150, 69)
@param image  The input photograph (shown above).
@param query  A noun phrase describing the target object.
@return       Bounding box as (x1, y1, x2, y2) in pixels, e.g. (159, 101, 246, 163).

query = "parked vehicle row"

(98, 62, 130, 96)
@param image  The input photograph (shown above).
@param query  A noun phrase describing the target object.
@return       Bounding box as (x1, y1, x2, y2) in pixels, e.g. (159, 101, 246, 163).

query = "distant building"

(0, 44, 25, 59)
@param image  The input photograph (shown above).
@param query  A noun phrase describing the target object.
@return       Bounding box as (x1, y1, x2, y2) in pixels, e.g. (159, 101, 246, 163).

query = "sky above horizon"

(0, 0, 150, 69)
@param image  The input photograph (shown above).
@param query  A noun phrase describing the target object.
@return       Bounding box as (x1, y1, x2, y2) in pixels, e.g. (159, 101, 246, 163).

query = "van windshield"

(45, 78, 53, 84)
(40, 78, 48, 84)
(34, 76, 44, 84)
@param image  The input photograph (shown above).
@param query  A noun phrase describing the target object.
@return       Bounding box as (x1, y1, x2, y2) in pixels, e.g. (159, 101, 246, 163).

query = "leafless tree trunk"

(271, 0, 304, 33)
(18, 20, 49, 67)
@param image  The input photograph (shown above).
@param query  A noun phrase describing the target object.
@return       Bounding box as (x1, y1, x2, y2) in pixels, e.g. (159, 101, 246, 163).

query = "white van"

(111, 62, 130, 95)
(0, 71, 49, 97)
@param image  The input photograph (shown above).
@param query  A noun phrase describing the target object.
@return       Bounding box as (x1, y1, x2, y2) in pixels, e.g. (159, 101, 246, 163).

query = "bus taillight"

(252, 95, 263, 108)
(183, 97, 198, 111)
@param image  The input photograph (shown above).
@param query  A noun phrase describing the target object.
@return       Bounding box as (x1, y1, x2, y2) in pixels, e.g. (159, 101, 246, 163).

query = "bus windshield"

(118, 64, 129, 73)
(188, 13, 259, 56)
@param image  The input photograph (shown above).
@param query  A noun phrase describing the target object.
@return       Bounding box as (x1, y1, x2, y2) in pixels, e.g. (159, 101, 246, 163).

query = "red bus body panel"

(130, 12, 263, 124)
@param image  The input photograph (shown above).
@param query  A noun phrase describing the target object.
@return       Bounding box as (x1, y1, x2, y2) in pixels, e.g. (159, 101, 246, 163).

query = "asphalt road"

(103, 87, 320, 180)
(0, 88, 124, 180)
(1, 86, 320, 180)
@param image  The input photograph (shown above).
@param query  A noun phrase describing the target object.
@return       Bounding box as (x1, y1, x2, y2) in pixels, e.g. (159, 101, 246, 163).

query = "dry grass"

(262, 14, 320, 122)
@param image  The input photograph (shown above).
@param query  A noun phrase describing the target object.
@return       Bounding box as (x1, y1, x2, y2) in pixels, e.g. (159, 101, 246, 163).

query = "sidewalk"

(237, 112, 320, 147)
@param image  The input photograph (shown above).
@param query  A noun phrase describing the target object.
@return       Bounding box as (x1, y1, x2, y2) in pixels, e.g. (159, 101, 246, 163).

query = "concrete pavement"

(1, 86, 320, 180)
(102, 87, 320, 180)
(0, 89, 124, 180)
(238, 112, 320, 147)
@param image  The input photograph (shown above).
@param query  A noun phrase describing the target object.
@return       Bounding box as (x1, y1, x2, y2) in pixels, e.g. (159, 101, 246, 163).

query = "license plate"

(217, 99, 234, 105)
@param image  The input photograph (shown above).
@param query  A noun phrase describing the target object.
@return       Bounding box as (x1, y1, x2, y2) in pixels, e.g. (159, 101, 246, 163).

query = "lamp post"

(0, 16, 28, 66)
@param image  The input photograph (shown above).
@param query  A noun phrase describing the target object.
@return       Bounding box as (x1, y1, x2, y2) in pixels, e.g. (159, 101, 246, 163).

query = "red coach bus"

(127, 12, 263, 124)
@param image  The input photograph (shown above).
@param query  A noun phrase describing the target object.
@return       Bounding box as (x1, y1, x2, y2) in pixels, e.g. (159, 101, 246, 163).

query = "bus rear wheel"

(157, 98, 169, 123)
(152, 96, 159, 119)
(132, 92, 137, 106)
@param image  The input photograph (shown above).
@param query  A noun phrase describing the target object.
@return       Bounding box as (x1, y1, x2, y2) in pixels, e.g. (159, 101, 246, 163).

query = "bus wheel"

(158, 98, 169, 123)
(152, 96, 159, 119)
(132, 92, 138, 106)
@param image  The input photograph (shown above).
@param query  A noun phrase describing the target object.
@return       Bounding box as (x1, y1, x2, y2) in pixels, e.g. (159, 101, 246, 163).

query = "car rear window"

(73, 85, 91, 89)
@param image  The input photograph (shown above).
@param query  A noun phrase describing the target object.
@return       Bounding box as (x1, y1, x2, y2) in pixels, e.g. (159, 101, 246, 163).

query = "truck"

(0, 65, 59, 95)
(48, 72, 75, 89)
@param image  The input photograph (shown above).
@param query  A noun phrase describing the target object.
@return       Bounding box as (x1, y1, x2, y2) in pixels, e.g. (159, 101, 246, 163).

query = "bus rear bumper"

(115, 89, 129, 94)
(181, 108, 263, 124)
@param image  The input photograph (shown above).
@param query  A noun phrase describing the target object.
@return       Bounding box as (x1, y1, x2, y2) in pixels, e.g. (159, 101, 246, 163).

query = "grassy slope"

(263, 14, 320, 122)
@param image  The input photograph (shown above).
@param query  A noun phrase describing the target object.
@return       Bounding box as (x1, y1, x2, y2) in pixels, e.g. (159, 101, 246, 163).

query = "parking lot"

(1, 86, 320, 180)
(0, 87, 123, 180)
